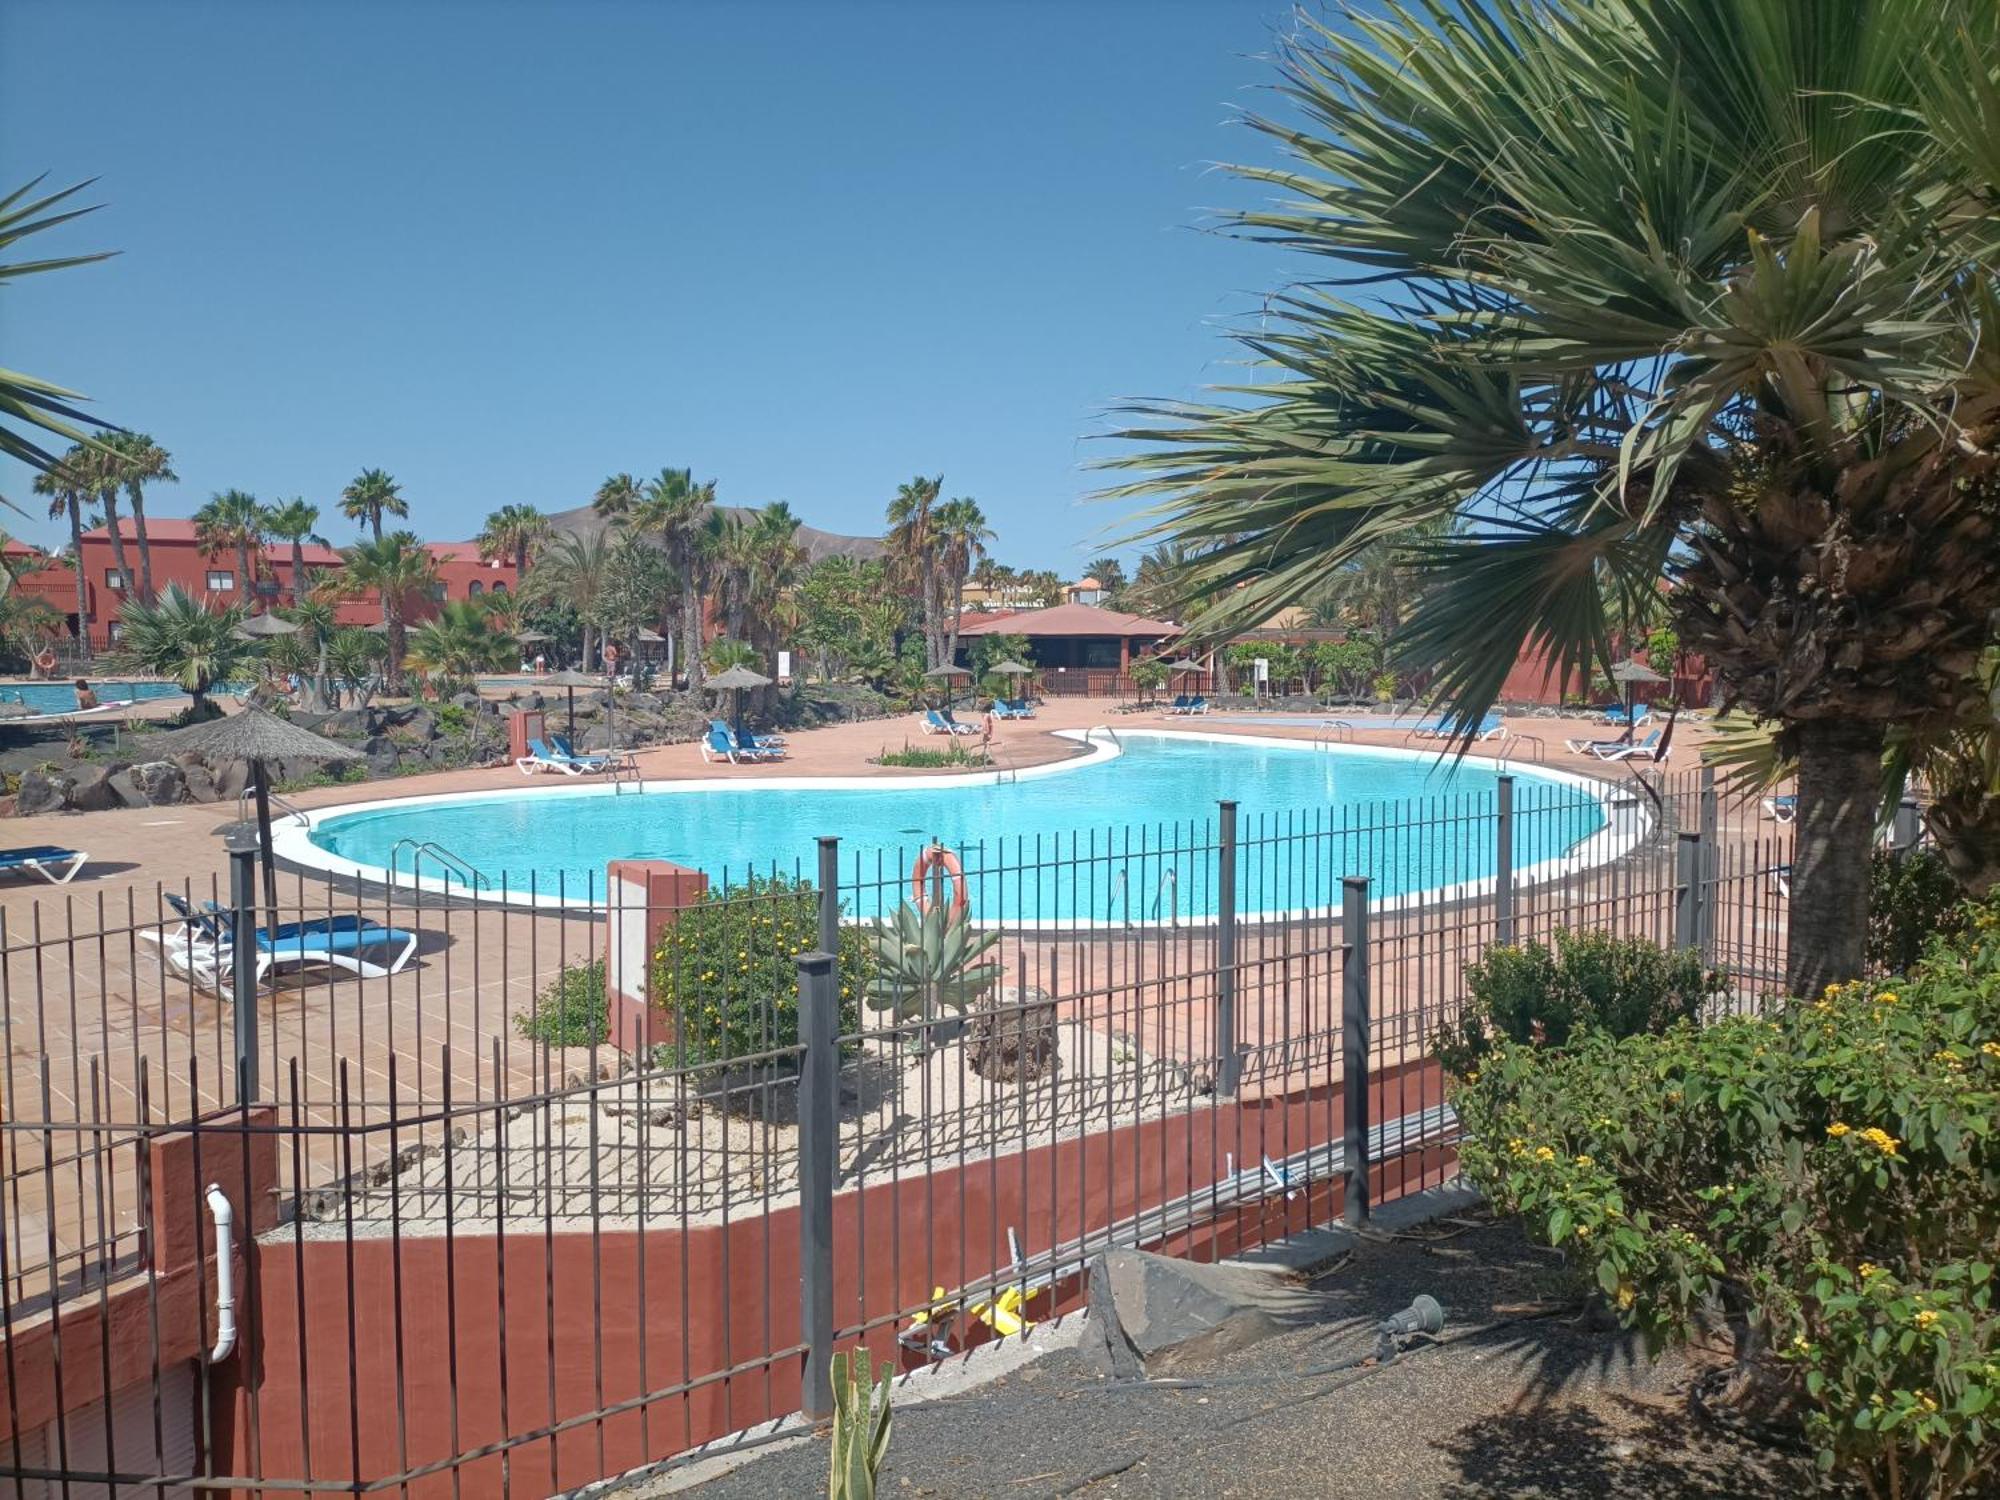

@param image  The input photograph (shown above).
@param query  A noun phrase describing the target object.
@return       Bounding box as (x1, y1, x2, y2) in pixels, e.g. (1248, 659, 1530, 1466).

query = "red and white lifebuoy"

(33, 650, 56, 678)
(910, 844, 969, 921)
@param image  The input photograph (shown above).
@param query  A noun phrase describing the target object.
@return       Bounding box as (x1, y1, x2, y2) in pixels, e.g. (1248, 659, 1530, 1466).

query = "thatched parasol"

(1609, 657, 1666, 735)
(234, 613, 301, 639)
(705, 664, 772, 739)
(148, 707, 363, 913)
(538, 667, 607, 740)
(515, 629, 549, 644)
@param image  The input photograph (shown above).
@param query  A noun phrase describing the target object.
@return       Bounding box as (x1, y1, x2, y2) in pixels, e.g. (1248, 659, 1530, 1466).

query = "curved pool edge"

(270, 726, 1652, 922)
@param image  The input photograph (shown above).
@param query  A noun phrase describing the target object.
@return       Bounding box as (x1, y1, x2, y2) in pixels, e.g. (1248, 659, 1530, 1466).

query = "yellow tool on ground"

(899, 1280, 1044, 1358)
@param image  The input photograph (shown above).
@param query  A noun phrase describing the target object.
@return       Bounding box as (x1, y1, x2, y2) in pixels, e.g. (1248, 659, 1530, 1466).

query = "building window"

(205, 570, 235, 591)
(467, 580, 485, 597)
(427, 583, 447, 602)
(104, 569, 126, 591)
(107, 622, 124, 642)
(490, 580, 507, 594)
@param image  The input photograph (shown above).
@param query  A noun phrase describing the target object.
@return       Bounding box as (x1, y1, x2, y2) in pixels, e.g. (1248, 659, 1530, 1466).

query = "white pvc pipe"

(204, 1184, 236, 1363)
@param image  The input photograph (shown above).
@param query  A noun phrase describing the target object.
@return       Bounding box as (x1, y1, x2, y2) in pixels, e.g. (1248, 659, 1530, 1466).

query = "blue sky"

(0, 0, 1306, 569)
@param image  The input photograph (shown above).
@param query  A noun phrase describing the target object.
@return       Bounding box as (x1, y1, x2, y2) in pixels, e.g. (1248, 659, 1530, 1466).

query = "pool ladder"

(389, 837, 491, 891)
(1105, 867, 1179, 927)
(235, 788, 312, 829)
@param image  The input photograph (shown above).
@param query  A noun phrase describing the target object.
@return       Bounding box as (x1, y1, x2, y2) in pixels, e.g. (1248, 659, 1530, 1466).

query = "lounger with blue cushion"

(991, 699, 1034, 721)
(940, 708, 983, 735)
(1411, 712, 1506, 742)
(143, 894, 418, 990)
(1164, 695, 1209, 716)
(1597, 703, 1652, 728)
(1007, 697, 1036, 718)
(700, 724, 783, 764)
(0, 845, 88, 884)
(1762, 793, 1796, 824)
(708, 720, 785, 751)
(923, 708, 978, 736)
(552, 733, 639, 772)
(516, 737, 615, 776)
(1568, 728, 1667, 762)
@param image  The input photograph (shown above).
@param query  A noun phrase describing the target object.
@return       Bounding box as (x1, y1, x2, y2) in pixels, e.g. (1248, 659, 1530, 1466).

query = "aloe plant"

(828, 1349, 893, 1500)
(864, 899, 1001, 1020)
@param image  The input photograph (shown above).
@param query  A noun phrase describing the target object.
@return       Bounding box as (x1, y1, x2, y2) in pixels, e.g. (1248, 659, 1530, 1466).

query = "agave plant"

(827, 1349, 893, 1500)
(864, 899, 1002, 1021)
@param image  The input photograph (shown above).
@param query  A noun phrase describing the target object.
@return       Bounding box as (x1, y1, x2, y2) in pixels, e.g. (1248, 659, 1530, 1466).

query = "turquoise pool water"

(0, 681, 188, 713)
(300, 733, 1617, 919)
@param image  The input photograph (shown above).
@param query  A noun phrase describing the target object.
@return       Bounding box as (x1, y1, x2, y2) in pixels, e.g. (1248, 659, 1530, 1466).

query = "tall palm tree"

(934, 497, 993, 666)
(1084, 556, 1128, 604)
(523, 529, 615, 671)
(339, 531, 438, 691)
(0, 177, 115, 472)
(885, 474, 944, 667)
(477, 503, 550, 582)
(1105, 0, 2000, 996)
(339, 468, 406, 542)
(263, 498, 327, 603)
(31, 449, 96, 657)
(630, 467, 716, 689)
(192, 490, 269, 610)
(102, 432, 174, 600)
(592, 473, 641, 523)
(71, 441, 139, 609)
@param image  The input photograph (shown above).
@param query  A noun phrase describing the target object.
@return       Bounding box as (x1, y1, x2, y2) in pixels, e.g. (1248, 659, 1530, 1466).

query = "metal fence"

(0, 763, 1795, 1495)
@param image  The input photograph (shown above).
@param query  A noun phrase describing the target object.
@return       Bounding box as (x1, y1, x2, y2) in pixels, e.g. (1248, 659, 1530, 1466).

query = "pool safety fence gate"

(0, 766, 1800, 1495)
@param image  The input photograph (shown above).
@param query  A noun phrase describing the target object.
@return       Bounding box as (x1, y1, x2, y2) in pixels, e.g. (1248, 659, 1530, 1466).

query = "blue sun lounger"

(708, 720, 786, 752)
(0, 845, 89, 884)
(701, 724, 783, 764)
(144, 894, 418, 989)
(923, 708, 978, 736)
(551, 733, 639, 773)
(991, 699, 1035, 720)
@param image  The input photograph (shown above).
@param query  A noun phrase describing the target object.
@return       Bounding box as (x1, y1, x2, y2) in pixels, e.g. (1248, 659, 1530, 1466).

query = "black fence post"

(796, 949, 837, 1422)
(1494, 775, 1515, 947)
(1216, 801, 1240, 1099)
(1341, 875, 1371, 1227)
(817, 836, 840, 955)
(228, 839, 259, 1105)
(1698, 767, 1718, 962)
(1674, 831, 1702, 952)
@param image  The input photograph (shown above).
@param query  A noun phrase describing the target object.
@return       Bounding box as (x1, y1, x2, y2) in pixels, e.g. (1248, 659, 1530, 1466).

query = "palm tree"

(325, 627, 388, 708)
(101, 432, 174, 600)
(934, 497, 993, 666)
(592, 473, 641, 524)
(63, 441, 137, 613)
(630, 467, 716, 690)
(263, 498, 327, 604)
(407, 600, 514, 681)
(1104, 0, 2000, 997)
(477, 503, 550, 582)
(30, 450, 95, 657)
(339, 468, 406, 542)
(107, 586, 252, 717)
(0, 177, 115, 472)
(523, 529, 615, 671)
(885, 475, 944, 667)
(1084, 556, 1128, 604)
(339, 531, 437, 691)
(192, 490, 269, 609)
(280, 586, 340, 711)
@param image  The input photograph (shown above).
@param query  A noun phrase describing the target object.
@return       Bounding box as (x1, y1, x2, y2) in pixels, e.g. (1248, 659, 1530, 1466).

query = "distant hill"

(542, 503, 885, 563)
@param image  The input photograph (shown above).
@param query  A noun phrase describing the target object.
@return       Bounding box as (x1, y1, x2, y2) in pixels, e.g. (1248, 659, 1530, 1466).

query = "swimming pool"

(0, 680, 188, 714)
(282, 730, 1644, 921)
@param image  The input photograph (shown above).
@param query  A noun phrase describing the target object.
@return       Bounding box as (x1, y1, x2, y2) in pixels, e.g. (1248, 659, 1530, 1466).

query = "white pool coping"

(270, 726, 1651, 923)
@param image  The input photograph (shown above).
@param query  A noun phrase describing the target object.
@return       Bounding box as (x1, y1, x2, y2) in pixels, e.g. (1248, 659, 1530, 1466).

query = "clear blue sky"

(0, 0, 1307, 570)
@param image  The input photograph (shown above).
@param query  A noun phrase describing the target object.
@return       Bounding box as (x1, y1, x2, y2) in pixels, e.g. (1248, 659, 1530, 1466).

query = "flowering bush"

(1433, 929, 1721, 1077)
(1444, 922, 2000, 1496)
(650, 875, 871, 1066)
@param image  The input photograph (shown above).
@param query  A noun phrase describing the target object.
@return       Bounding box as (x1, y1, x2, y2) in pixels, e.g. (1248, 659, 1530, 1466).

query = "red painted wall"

(214, 1063, 1448, 1496)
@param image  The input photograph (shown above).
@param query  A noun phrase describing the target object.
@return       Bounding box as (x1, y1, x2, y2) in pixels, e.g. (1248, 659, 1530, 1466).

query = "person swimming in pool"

(73, 679, 98, 711)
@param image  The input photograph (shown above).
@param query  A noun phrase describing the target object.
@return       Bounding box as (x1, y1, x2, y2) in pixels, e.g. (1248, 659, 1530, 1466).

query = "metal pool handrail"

(389, 837, 491, 891)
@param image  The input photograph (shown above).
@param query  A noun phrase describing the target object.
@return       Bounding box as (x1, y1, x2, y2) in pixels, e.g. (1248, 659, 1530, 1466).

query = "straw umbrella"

(704, 664, 772, 741)
(233, 613, 301, 640)
(985, 658, 1033, 707)
(1609, 657, 1666, 737)
(146, 706, 363, 913)
(923, 662, 970, 710)
(538, 668, 606, 743)
(1162, 656, 1206, 700)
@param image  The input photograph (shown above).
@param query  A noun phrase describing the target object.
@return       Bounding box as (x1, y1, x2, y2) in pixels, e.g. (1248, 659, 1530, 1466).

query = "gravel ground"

(652, 1214, 1825, 1499)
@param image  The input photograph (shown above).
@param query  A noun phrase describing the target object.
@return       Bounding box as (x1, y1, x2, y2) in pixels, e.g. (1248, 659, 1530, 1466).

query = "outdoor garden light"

(1376, 1294, 1444, 1362)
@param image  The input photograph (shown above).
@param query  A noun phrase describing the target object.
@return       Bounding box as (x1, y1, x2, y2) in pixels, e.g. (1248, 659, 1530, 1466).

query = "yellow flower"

(1464, 1070, 1479, 1084)
(1858, 1127, 1900, 1155)
(1826, 1122, 1852, 1138)
(1574, 1223, 1591, 1239)
(1666, 1090, 1682, 1104)
(1508, 1138, 1525, 1154)
(1533, 1145, 1555, 1162)
(1876, 991, 1899, 1005)
(1983, 1042, 2000, 1060)
(1823, 982, 1841, 998)
(1915, 1310, 1940, 1331)
(1791, 1334, 1811, 1352)
(1615, 1285, 1635, 1309)
(1574, 1154, 1594, 1167)
(1919, 1392, 1939, 1413)
(1859, 1262, 1881, 1279)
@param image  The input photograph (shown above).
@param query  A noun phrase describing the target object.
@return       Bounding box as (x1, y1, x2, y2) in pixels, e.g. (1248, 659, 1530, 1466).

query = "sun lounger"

(701, 724, 783, 764)
(923, 708, 978, 736)
(991, 699, 1034, 721)
(1568, 728, 1667, 762)
(0, 845, 89, 884)
(551, 733, 639, 772)
(1409, 712, 1506, 742)
(1596, 703, 1651, 728)
(708, 720, 785, 751)
(1762, 794, 1796, 824)
(143, 895, 418, 990)
(1164, 695, 1209, 716)
(940, 708, 982, 735)
(517, 737, 593, 775)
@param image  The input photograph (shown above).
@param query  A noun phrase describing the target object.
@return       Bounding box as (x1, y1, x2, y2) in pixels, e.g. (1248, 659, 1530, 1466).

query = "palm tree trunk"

(101, 497, 134, 612)
(682, 582, 704, 692)
(290, 540, 306, 603)
(129, 491, 155, 601)
(1787, 719, 1884, 996)
(237, 539, 254, 610)
(371, 509, 383, 544)
(388, 610, 407, 693)
(946, 569, 966, 666)
(66, 503, 91, 661)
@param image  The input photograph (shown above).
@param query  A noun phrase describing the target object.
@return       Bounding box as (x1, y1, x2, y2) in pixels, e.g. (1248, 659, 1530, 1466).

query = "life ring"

(910, 844, 969, 921)
(33, 650, 56, 677)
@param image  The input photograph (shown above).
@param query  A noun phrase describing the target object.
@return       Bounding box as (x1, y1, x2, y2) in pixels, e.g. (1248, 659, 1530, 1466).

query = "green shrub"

(650, 875, 871, 1065)
(1447, 918, 2000, 1497)
(435, 702, 472, 737)
(515, 959, 607, 1047)
(1434, 930, 1722, 1077)
(874, 742, 989, 769)
(1871, 846, 1968, 976)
